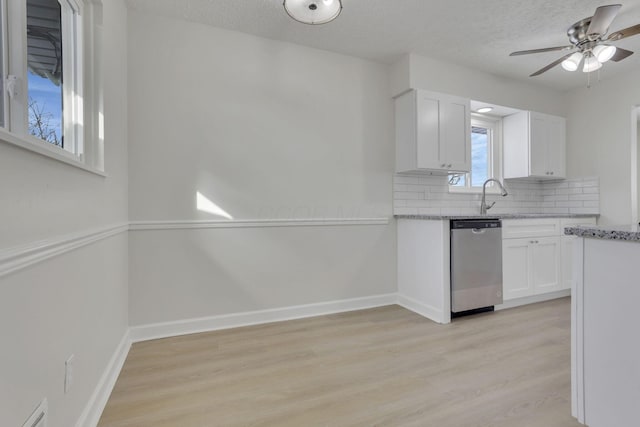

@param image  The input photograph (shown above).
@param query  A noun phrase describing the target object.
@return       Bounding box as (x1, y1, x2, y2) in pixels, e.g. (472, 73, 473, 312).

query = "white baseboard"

(130, 293, 398, 343)
(396, 294, 447, 324)
(495, 289, 571, 311)
(75, 330, 131, 427)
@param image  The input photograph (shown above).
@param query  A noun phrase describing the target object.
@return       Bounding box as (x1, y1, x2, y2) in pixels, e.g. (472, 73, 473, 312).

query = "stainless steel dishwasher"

(450, 219, 503, 316)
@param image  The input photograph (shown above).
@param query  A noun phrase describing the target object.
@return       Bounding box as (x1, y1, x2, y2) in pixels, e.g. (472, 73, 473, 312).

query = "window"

(1, 0, 103, 172)
(449, 115, 502, 191)
(27, 0, 66, 147)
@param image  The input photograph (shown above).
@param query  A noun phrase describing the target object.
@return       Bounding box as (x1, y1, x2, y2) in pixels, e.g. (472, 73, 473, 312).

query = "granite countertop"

(564, 224, 640, 242)
(395, 213, 599, 220)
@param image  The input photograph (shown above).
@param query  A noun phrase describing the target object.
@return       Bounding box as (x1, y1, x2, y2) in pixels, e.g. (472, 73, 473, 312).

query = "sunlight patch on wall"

(99, 111, 104, 141)
(196, 191, 233, 219)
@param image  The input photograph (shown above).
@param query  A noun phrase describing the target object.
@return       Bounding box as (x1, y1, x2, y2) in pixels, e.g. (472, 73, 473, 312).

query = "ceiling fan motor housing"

(568, 17, 600, 46)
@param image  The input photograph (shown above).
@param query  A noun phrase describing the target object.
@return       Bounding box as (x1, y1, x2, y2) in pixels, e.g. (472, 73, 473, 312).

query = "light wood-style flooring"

(98, 298, 581, 427)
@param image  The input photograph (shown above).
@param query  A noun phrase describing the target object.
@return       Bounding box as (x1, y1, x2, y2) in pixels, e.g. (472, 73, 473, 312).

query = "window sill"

(0, 128, 106, 177)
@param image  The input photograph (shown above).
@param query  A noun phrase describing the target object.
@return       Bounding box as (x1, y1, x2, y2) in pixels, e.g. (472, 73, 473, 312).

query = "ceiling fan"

(510, 4, 640, 76)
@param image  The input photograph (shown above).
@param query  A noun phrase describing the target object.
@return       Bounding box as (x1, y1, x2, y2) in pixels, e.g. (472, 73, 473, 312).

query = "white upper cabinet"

(503, 111, 566, 180)
(395, 89, 471, 173)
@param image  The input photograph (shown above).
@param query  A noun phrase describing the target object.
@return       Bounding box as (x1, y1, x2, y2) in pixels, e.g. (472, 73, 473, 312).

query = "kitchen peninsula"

(565, 225, 640, 427)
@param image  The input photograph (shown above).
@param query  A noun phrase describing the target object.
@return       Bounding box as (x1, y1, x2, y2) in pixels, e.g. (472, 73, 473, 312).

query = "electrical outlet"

(64, 354, 75, 393)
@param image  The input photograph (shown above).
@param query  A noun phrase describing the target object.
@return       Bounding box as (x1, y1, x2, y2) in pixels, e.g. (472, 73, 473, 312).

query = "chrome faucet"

(480, 178, 508, 215)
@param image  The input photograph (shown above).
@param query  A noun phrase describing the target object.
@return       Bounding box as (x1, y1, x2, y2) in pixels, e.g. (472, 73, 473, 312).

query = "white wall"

(129, 226, 395, 325)
(0, 1, 129, 426)
(637, 116, 640, 222)
(127, 12, 396, 326)
(566, 68, 640, 225)
(392, 54, 569, 117)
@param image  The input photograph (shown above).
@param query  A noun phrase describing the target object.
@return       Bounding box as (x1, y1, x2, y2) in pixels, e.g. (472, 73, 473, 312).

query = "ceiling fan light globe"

(593, 44, 617, 62)
(561, 52, 584, 71)
(583, 55, 603, 73)
(283, 0, 342, 25)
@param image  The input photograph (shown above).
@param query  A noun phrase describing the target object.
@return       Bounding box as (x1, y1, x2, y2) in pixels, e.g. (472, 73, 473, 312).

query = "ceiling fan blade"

(610, 47, 634, 62)
(606, 23, 640, 41)
(529, 52, 574, 77)
(587, 4, 622, 37)
(510, 46, 573, 56)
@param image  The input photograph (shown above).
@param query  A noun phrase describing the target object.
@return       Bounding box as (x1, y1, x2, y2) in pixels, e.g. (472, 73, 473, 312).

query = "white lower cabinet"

(531, 237, 561, 294)
(395, 217, 597, 322)
(502, 236, 561, 300)
(397, 219, 451, 324)
(501, 217, 595, 302)
(502, 238, 532, 299)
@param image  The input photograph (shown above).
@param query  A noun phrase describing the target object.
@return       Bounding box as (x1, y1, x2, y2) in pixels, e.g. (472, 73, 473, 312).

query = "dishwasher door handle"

(471, 228, 486, 234)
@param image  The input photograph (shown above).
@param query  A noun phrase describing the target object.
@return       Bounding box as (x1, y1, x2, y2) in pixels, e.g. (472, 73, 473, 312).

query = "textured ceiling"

(126, 0, 640, 90)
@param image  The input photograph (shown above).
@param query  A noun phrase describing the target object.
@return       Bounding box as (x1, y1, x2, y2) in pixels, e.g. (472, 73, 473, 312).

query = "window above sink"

(449, 115, 503, 194)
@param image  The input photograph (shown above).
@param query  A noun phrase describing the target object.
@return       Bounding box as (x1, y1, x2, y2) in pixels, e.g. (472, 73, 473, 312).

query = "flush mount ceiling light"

(283, 0, 342, 25)
(476, 107, 493, 113)
(510, 4, 640, 77)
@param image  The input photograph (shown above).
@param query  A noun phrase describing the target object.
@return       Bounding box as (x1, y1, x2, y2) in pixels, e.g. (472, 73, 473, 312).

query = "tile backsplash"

(393, 175, 599, 216)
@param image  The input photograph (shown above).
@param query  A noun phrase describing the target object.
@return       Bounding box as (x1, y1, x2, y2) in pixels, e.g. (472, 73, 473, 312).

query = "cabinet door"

(502, 238, 532, 300)
(416, 92, 444, 170)
(441, 95, 470, 172)
(529, 112, 549, 177)
(503, 111, 530, 179)
(532, 236, 561, 294)
(547, 116, 566, 178)
(396, 89, 471, 173)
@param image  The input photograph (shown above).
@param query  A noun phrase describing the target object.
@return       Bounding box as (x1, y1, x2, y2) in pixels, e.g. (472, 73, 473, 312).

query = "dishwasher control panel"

(450, 219, 501, 229)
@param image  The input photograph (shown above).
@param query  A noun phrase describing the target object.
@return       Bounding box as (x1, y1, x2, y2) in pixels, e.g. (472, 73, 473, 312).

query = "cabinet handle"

(447, 164, 452, 168)
(530, 240, 539, 244)
(550, 171, 554, 175)
(441, 163, 446, 167)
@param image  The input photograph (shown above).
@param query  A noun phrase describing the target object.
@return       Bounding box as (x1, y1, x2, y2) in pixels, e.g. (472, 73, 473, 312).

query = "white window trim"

(0, 127, 105, 175)
(0, 0, 7, 128)
(1, 0, 104, 176)
(449, 114, 503, 194)
(6, 0, 26, 134)
(61, 0, 84, 156)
